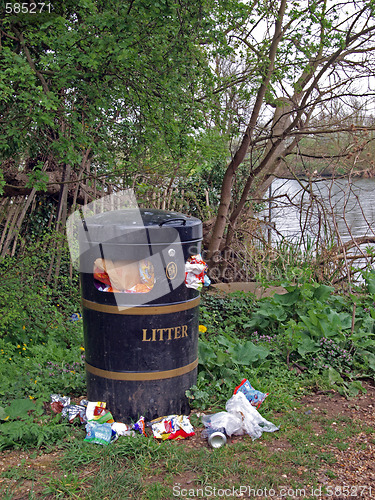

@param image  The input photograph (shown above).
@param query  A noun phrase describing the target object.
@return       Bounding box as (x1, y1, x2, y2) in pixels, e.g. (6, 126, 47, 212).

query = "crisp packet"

(86, 401, 107, 421)
(61, 404, 87, 424)
(84, 422, 116, 445)
(151, 417, 176, 440)
(133, 416, 146, 436)
(233, 379, 269, 409)
(50, 394, 70, 414)
(92, 405, 114, 424)
(151, 415, 195, 440)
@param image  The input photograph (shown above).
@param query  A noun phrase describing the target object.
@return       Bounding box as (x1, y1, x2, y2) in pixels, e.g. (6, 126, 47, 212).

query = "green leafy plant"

(0, 398, 72, 451)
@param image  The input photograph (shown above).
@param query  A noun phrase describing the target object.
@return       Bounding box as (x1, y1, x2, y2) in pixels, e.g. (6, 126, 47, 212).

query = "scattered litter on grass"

(150, 415, 195, 440)
(84, 422, 117, 445)
(50, 380, 278, 447)
(69, 313, 82, 322)
(111, 422, 136, 437)
(50, 394, 87, 424)
(86, 401, 114, 423)
(133, 416, 146, 436)
(233, 379, 269, 409)
(202, 392, 279, 442)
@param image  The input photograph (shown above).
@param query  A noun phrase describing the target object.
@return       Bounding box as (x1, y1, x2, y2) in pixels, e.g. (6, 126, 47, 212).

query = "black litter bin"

(78, 208, 203, 422)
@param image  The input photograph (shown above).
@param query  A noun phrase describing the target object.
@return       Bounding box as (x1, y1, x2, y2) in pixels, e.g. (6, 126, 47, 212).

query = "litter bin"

(78, 208, 203, 422)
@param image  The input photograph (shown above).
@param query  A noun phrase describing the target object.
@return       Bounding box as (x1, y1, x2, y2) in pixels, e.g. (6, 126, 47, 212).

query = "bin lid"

(80, 208, 202, 245)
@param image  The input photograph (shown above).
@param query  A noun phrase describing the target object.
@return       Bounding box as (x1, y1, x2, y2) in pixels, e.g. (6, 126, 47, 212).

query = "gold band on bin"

(85, 358, 199, 381)
(81, 297, 200, 315)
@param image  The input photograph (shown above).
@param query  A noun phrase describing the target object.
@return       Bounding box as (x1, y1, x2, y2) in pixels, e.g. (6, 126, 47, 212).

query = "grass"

(1, 245, 375, 498)
(0, 397, 373, 499)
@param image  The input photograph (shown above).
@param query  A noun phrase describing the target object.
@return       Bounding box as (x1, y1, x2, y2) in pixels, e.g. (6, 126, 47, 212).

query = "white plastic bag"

(226, 392, 279, 440)
(202, 392, 279, 441)
(201, 411, 242, 437)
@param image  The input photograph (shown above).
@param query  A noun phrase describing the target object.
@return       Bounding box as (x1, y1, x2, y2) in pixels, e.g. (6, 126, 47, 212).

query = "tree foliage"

(1, 0, 244, 198)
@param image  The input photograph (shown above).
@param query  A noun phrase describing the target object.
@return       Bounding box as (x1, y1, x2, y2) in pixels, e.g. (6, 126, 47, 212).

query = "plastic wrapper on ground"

(234, 379, 269, 409)
(112, 422, 136, 437)
(61, 404, 87, 424)
(50, 394, 70, 414)
(86, 401, 112, 422)
(202, 392, 279, 441)
(150, 415, 195, 440)
(133, 416, 146, 435)
(84, 422, 117, 445)
(201, 411, 242, 438)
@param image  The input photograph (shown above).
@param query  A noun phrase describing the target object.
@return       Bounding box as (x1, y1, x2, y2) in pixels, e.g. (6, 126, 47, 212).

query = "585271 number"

(5, 3, 52, 14)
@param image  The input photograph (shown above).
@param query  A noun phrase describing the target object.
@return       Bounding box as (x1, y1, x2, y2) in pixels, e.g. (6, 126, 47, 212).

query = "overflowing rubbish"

(185, 254, 211, 290)
(150, 415, 195, 440)
(93, 258, 154, 293)
(233, 379, 269, 409)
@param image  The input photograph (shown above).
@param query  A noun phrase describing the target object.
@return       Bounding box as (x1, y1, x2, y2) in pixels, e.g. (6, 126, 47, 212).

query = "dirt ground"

(297, 381, 375, 492)
(1, 382, 374, 499)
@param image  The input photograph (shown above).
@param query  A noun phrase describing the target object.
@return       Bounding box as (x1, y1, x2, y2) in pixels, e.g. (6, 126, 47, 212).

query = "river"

(264, 178, 375, 266)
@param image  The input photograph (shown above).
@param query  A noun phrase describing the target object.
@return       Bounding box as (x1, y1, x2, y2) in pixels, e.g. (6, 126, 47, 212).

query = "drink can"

(207, 429, 227, 449)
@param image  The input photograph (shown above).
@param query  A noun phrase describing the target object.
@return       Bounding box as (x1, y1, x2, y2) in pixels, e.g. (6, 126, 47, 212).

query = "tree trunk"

(207, 0, 288, 260)
(224, 98, 295, 248)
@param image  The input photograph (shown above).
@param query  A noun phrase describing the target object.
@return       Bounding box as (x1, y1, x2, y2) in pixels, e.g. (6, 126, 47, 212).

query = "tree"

(1, 0, 245, 259)
(206, 0, 375, 260)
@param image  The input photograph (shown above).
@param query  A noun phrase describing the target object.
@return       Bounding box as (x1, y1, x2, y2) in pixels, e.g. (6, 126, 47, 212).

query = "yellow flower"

(22, 326, 26, 330)
(17, 345, 21, 348)
(198, 325, 207, 333)
(80, 347, 85, 351)
(22, 347, 26, 351)
(29, 395, 35, 400)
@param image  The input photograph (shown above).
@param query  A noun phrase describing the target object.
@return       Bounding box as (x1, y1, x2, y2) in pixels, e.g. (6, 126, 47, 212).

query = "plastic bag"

(84, 422, 117, 445)
(201, 411, 242, 438)
(112, 422, 136, 437)
(185, 254, 210, 290)
(226, 392, 279, 440)
(202, 393, 278, 441)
